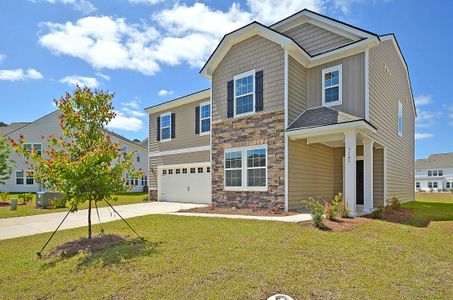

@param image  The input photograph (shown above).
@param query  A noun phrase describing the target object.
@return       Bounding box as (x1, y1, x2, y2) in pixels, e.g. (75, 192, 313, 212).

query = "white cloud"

(59, 75, 99, 88)
(38, 1, 370, 75)
(122, 107, 146, 117)
(39, 16, 161, 75)
(415, 133, 434, 140)
(129, 0, 164, 5)
(31, 0, 96, 14)
(0, 68, 43, 81)
(416, 109, 442, 128)
(121, 99, 140, 110)
(96, 72, 110, 81)
(0, 53, 5, 63)
(247, 0, 323, 24)
(414, 94, 433, 107)
(107, 111, 143, 132)
(158, 89, 174, 96)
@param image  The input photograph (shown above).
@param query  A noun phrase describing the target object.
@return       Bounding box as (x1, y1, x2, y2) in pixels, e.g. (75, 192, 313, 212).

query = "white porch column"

(344, 129, 357, 216)
(363, 138, 374, 212)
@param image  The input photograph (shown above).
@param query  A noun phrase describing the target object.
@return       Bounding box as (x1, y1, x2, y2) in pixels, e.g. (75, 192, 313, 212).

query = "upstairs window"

(234, 70, 255, 116)
(200, 102, 211, 134)
(438, 170, 443, 176)
(428, 170, 432, 177)
(24, 143, 42, 157)
(322, 65, 342, 107)
(160, 113, 171, 141)
(398, 101, 403, 136)
(136, 153, 140, 162)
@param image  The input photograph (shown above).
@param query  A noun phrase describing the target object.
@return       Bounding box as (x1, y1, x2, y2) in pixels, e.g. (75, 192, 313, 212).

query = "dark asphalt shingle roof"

(416, 153, 453, 169)
(0, 122, 30, 136)
(287, 106, 362, 131)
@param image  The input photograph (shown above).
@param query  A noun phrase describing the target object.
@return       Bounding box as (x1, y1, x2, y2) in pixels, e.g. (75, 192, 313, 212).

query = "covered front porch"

(286, 108, 384, 216)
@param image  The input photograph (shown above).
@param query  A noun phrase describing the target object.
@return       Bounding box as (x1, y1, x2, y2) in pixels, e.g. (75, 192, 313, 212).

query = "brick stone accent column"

(211, 110, 285, 209)
(148, 190, 158, 201)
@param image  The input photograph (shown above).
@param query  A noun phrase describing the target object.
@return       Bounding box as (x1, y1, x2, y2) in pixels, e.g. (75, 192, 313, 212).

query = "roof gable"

(416, 153, 453, 169)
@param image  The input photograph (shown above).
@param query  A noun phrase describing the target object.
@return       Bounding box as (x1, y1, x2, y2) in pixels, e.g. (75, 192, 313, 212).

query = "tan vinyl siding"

(282, 22, 355, 56)
(288, 139, 335, 209)
(148, 98, 210, 153)
(373, 148, 384, 207)
(287, 55, 307, 125)
(369, 40, 415, 203)
(212, 35, 284, 123)
(306, 52, 365, 118)
(149, 150, 210, 190)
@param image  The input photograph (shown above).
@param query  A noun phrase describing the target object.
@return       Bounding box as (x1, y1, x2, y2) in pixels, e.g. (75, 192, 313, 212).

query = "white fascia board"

(271, 10, 376, 41)
(287, 120, 376, 139)
(145, 89, 210, 114)
(149, 145, 210, 157)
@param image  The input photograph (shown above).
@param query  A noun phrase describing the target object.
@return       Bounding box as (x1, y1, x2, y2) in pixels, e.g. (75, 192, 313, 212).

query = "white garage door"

(158, 163, 212, 204)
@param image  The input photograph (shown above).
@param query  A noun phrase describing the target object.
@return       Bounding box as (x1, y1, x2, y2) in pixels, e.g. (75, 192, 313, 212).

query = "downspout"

(284, 49, 289, 212)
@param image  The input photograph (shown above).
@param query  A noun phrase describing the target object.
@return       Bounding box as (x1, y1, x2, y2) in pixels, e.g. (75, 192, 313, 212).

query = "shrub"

(302, 197, 326, 229)
(324, 202, 335, 221)
(0, 192, 9, 202)
(332, 192, 344, 218)
(18, 193, 33, 204)
(371, 207, 383, 219)
(143, 194, 149, 201)
(51, 197, 67, 208)
(386, 197, 401, 211)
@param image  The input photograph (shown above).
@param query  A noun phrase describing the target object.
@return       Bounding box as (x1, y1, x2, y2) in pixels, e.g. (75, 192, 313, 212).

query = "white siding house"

(415, 153, 453, 192)
(0, 111, 148, 193)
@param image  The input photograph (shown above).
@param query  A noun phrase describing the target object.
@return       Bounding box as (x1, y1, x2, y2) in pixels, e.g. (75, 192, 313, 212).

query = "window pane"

(162, 127, 171, 140)
(201, 119, 210, 132)
(198, 167, 203, 173)
(235, 75, 253, 97)
(201, 104, 210, 118)
(182, 168, 187, 174)
(439, 170, 443, 176)
(236, 94, 253, 115)
(433, 170, 438, 176)
(325, 87, 339, 103)
(24, 144, 32, 152)
(247, 168, 266, 187)
(226, 170, 242, 187)
(225, 151, 242, 169)
(161, 115, 171, 127)
(26, 171, 34, 185)
(247, 148, 266, 167)
(428, 171, 432, 176)
(190, 168, 196, 173)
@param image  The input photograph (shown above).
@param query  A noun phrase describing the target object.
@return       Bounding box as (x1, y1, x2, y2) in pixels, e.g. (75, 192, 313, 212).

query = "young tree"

(0, 136, 14, 186)
(10, 86, 141, 239)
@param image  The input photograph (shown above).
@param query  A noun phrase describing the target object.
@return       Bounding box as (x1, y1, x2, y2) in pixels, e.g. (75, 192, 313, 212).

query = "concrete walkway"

(168, 212, 312, 223)
(0, 202, 205, 241)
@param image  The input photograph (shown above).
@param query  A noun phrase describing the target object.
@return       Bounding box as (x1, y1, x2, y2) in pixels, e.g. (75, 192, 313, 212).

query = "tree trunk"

(88, 199, 92, 239)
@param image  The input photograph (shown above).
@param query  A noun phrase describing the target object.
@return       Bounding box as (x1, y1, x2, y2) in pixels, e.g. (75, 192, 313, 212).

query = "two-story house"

(415, 153, 453, 192)
(0, 111, 148, 193)
(145, 9, 415, 216)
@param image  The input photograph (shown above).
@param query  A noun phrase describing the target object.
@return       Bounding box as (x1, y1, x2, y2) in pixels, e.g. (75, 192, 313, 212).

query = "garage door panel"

(159, 165, 211, 204)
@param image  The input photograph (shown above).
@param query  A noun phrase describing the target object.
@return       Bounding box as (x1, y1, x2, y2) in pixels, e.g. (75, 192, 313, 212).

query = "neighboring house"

(415, 153, 453, 192)
(145, 9, 415, 215)
(0, 111, 148, 193)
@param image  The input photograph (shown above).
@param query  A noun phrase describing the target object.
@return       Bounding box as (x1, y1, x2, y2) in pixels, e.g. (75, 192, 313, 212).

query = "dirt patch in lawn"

(0, 202, 10, 207)
(301, 217, 371, 232)
(178, 207, 300, 217)
(45, 234, 127, 258)
(378, 208, 413, 223)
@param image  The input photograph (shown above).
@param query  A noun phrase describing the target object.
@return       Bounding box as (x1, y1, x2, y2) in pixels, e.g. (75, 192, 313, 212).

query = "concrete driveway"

(0, 202, 206, 241)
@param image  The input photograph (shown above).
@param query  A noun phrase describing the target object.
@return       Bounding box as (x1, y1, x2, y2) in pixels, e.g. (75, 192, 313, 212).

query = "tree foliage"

(10, 87, 141, 238)
(0, 136, 14, 186)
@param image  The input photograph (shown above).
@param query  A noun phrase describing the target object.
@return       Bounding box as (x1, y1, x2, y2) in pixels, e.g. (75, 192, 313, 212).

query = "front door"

(356, 160, 364, 205)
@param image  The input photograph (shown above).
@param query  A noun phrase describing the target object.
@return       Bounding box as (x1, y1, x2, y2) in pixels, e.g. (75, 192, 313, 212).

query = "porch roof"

(287, 106, 370, 131)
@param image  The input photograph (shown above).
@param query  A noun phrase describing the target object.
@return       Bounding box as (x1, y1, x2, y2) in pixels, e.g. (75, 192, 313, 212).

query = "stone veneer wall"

(211, 110, 285, 209)
(148, 190, 158, 201)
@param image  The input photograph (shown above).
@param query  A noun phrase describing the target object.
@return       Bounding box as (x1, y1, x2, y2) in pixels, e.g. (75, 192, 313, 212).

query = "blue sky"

(0, 0, 452, 158)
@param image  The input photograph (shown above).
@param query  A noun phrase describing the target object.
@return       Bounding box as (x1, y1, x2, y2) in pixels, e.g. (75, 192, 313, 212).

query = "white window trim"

(160, 112, 172, 142)
(321, 64, 342, 107)
(224, 145, 267, 192)
(199, 101, 211, 135)
(25, 170, 34, 185)
(24, 143, 42, 156)
(233, 69, 256, 117)
(398, 101, 403, 136)
(15, 169, 25, 185)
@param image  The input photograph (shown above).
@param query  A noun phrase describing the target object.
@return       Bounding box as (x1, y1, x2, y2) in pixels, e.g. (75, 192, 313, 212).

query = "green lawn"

(0, 192, 147, 219)
(0, 196, 452, 299)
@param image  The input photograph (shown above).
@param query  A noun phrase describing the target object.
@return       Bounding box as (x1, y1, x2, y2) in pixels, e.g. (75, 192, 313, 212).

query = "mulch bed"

(178, 207, 299, 217)
(301, 217, 371, 232)
(301, 208, 414, 232)
(45, 234, 127, 258)
(0, 202, 10, 207)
